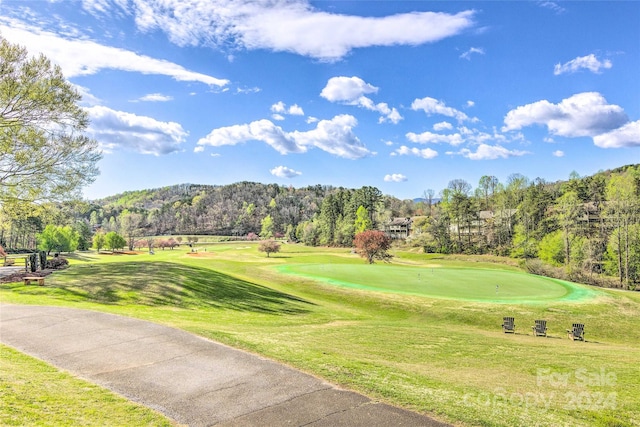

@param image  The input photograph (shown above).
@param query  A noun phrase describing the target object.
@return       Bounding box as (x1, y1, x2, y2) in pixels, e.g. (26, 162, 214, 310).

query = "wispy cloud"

(450, 144, 530, 160)
(538, 1, 566, 14)
(411, 97, 477, 123)
(554, 54, 612, 75)
(0, 18, 229, 87)
(460, 47, 484, 60)
(86, 1, 475, 61)
(135, 93, 174, 102)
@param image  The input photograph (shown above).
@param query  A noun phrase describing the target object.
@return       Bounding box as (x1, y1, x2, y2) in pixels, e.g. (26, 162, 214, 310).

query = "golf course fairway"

(277, 263, 599, 303)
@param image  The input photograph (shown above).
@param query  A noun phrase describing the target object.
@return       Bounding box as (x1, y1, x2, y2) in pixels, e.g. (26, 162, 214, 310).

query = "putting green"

(277, 263, 599, 303)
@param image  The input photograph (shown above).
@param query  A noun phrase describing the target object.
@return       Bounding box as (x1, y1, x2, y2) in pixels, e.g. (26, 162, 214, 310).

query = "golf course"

(1, 242, 639, 427)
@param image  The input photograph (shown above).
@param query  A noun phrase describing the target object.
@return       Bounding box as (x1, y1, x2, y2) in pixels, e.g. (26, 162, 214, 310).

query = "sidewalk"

(0, 304, 450, 426)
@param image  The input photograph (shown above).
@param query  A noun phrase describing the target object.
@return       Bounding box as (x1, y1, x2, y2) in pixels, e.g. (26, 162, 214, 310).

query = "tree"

(260, 214, 274, 239)
(0, 37, 101, 204)
(92, 231, 105, 253)
(354, 205, 372, 233)
(104, 231, 126, 252)
(119, 210, 142, 250)
(74, 220, 92, 251)
(354, 230, 392, 264)
(38, 224, 78, 254)
(258, 240, 281, 257)
(553, 191, 583, 269)
(605, 171, 638, 287)
(538, 230, 565, 266)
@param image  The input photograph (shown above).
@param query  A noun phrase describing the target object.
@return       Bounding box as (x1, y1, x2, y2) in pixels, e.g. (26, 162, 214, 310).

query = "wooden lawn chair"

(502, 316, 515, 334)
(532, 320, 547, 337)
(566, 323, 585, 341)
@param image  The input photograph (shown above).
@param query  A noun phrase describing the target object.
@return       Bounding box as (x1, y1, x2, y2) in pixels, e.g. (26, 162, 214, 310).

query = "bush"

(46, 257, 69, 270)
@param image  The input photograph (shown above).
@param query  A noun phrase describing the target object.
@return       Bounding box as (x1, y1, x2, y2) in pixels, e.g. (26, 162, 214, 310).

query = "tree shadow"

(53, 261, 313, 314)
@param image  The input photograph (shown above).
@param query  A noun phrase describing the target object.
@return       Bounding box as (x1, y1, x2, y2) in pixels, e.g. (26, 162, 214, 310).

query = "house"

(449, 209, 518, 236)
(385, 217, 413, 239)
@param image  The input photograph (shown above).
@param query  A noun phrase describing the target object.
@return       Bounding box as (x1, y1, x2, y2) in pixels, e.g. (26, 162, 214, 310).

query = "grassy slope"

(0, 345, 178, 426)
(1, 244, 638, 427)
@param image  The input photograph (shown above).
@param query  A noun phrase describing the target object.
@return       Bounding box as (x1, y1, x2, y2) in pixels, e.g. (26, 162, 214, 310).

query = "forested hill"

(87, 182, 396, 237)
(84, 164, 640, 243)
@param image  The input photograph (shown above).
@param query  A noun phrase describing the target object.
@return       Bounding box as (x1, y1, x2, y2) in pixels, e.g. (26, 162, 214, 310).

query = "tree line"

(1, 164, 637, 288)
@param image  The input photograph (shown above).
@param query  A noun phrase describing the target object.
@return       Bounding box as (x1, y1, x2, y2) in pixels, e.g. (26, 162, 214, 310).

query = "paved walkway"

(0, 304, 449, 426)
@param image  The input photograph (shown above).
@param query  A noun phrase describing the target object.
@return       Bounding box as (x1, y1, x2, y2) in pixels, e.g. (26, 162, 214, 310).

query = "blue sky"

(1, 1, 638, 200)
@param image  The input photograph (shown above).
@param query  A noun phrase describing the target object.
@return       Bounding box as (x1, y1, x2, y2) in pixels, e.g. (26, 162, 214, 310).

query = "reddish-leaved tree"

(258, 240, 281, 257)
(354, 230, 392, 264)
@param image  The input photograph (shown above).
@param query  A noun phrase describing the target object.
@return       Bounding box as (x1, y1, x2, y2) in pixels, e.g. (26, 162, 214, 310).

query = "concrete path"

(0, 304, 449, 427)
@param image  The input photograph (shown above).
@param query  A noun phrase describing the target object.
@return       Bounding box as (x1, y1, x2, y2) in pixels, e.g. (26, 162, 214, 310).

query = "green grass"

(1, 244, 639, 427)
(0, 345, 178, 426)
(277, 263, 599, 303)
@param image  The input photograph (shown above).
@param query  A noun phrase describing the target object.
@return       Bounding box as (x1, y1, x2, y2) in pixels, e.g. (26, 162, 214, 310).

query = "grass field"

(1, 243, 639, 426)
(277, 263, 598, 303)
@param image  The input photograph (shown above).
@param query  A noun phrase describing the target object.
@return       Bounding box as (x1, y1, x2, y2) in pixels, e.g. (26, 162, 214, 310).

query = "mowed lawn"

(1, 243, 639, 427)
(277, 263, 596, 302)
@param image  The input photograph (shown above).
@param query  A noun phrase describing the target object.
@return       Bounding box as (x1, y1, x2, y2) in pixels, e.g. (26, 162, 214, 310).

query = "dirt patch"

(185, 252, 215, 257)
(0, 269, 52, 284)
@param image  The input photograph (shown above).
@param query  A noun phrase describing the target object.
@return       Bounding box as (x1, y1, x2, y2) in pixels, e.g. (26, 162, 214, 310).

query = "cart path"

(0, 304, 449, 426)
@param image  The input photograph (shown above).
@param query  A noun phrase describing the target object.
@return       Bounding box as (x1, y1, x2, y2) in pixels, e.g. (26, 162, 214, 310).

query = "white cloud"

(237, 86, 261, 94)
(271, 101, 287, 113)
(85, 106, 188, 155)
(0, 19, 229, 87)
(136, 93, 174, 102)
(73, 84, 101, 106)
(407, 131, 464, 146)
(455, 144, 530, 160)
(552, 150, 565, 157)
(270, 166, 302, 178)
(554, 54, 612, 75)
(539, 1, 566, 14)
(466, 100, 475, 108)
(593, 120, 640, 148)
(271, 101, 305, 118)
(321, 76, 402, 124)
(433, 121, 453, 131)
(288, 104, 305, 115)
(460, 47, 484, 60)
(196, 114, 371, 159)
(384, 173, 407, 182)
(102, 1, 475, 61)
(411, 97, 475, 122)
(502, 92, 629, 138)
(393, 145, 438, 159)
